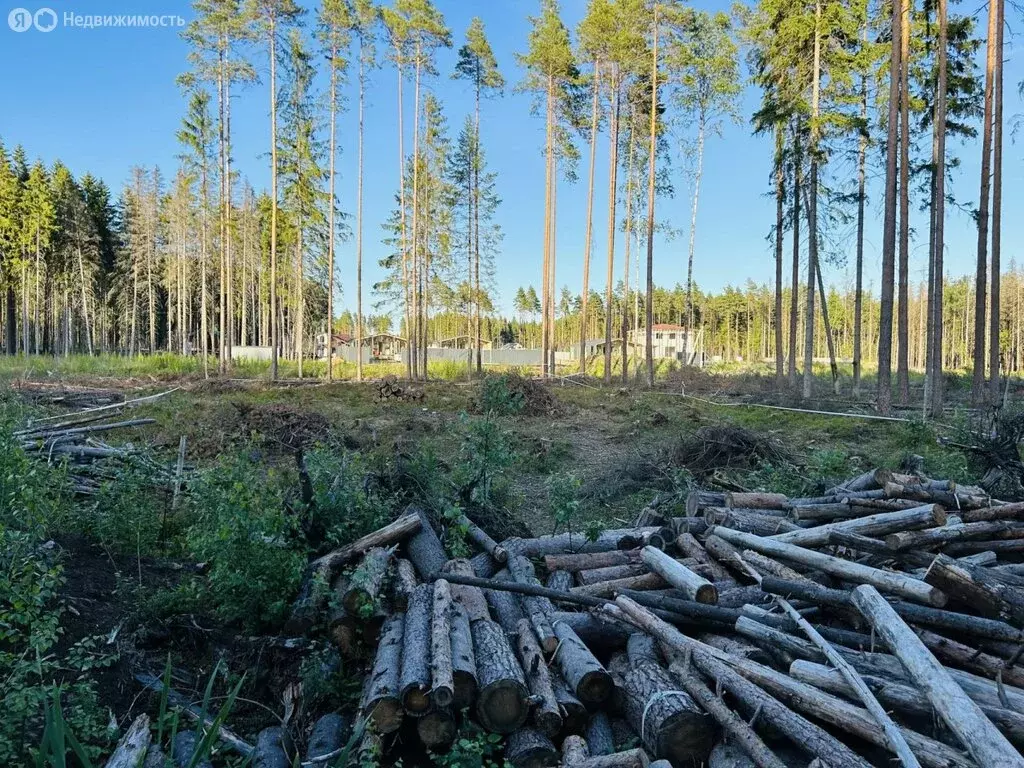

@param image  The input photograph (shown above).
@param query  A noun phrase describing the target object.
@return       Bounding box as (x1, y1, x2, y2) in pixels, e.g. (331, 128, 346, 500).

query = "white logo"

(34, 7, 56, 31)
(8, 7, 32, 31)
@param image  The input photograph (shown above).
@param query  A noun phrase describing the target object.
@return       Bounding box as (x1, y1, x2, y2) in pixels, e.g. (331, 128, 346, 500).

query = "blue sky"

(1, 0, 1021, 316)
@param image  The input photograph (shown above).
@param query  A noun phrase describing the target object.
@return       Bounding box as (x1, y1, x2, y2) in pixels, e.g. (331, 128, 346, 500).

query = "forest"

(0, 0, 1017, 411)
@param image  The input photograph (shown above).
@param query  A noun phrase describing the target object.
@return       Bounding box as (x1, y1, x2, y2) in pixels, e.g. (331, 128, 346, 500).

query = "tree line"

(0, 0, 1017, 413)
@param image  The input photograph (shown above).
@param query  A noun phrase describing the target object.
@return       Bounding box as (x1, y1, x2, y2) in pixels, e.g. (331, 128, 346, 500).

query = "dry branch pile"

(127, 466, 1024, 767)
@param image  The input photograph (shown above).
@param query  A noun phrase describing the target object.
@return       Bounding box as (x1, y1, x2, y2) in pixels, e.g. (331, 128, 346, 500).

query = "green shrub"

(453, 415, 515, 508)
(185, 451, 305, 630)
(305, 448, 393, 548)
(478, 373, 526, 416)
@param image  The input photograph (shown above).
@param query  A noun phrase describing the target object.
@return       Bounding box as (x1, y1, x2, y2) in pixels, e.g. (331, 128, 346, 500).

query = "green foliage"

(479, 373, 526, 416)
(432, 722, 507, 768)
(547, 471, 582, 534)
(184, 451, 305, 630)
(453, 414, 515, 508)
(78, 466, 168, 555)
(306, 447, 392, 548)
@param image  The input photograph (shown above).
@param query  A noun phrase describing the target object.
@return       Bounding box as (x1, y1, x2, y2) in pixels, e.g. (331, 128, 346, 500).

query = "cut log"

(551, 670, 588, 735)
(392, 557, 419, 611)
(825, 468, 893, 496)
(716, 585, 771, 608)
(618, 589, 739, 627)
(252, 727, 290, 768)
(740, 550, 818, 586)
(400, 583, 433, 717)
(105, 714, 151, 768)
(562, 734, 591, 765)
(667, 659, 787, 768)
(710, 526, 946, 606)
(510, 528, 668, 558)
(705, 508, 799, 536)
(487, 569, 529, 633)
(703, 534, 759, 580)
(962, 502, 1024, 523)
(443, 558, 491, 622)
(551, 620, 614, 706)
(550, 611, 631, 654)
(547, 570, 575, 592)
(515, 618, 562, 737)
(788, 502, 860, 522)
(306, 714, 350, 765)
(671, 516, 709, 536)
(342, 546, 392, 615)
(472, 551, 500, 578)
(460, 514, 508, 563)
(361, 611, 405, 733)
(616, 657, 713, 764)
(506, 728, 558, 768)
(626, 632, 662, 666)
(573, 749, 648, 768)
(851, 583, 1024, 768)
(612, 597, 874, 768)
(915, 627, 1024, 688)
(572, 572, 666, 598)
(726, 491, 789, 509)
(451, 601, 478, 709)
(640, 547, 717, 604)
(405, 506, 448, 578)
(417, 708, 457, 750)
(509, 555, 559, 653)
(577, 563, 646, 586)
(584, 713, 615, 757)
(771, 504, 945, 548)
(675, 532, 735, 583)
(886, 520, 1024, 551)
(431, 578, 456, 709)
(472, 618, 531, 734)
(544, 550, 640, 573)
(707, 742, 757, 768)
(924, 554, 1024, 624)
(698, 633, 772, 664)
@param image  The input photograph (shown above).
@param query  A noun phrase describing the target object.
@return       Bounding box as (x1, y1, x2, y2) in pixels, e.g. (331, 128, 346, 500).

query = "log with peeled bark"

(577, 563, 646, 586)
(789, 659, 1024, 749)
(508, 528, 669, 558)
(641, 546, 717, 603)
(726, 491, 789, 510)
(551, 670, 588, 735)
(361, 611, 405, 733)
(675, 532, 735, 583)
(571, 572, 666, 598)
(400, 583, 433, 717)
(392, 557, 418, 611)
(711, 526, 947, 606)
(552, 620, 613, 705)
(915, 627, 1024, 688)
(459, 514, 508, 563)
(405, 506, 448, 579)
(514, 618, 561, 737)
(341, 546, 392, 614)
(550, 611, 630, 654)
(442, 558, 491, 622)
(704, 508, 799, 536)
(505, 727, 558, 768)
(547, 570, 574, 592)
(471, 618, 531, 734)
(105, 714, 151, 768)
(297, 513, 421, 620)
(544, 549, 640, 573)
(584, 713, 615, 757)
(431, 579, 456, 709)
(450, 601, 478, 709)
(667, 659, 788, 768)
(886, 520, 1024, 551)
(613, 656, 713, 764)
(771, 504, 946, 548)
(924, 554, 1024, 624)
(417, 708, 457, 750)
(611, 597, 874, 768)
(851, 583, 1024, 768)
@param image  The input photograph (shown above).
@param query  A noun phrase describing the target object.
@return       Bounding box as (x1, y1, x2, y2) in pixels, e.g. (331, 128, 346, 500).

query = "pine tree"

(0, 142, 19, 355)
(454, 16, 503, 374)
(21, 161, 55, 354)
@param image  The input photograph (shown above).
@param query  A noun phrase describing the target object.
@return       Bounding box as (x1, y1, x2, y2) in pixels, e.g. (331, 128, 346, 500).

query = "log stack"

(242, 467, 1024, 766)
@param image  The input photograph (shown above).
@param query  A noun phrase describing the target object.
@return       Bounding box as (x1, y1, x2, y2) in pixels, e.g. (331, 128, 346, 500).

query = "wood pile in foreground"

(126, 467, 1024, 767)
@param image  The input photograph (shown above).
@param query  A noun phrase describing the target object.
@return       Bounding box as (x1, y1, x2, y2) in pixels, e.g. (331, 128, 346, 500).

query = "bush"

(305, 448, 393, 549)
(478, 373, 527, 416)
(184, 451, 305, 630)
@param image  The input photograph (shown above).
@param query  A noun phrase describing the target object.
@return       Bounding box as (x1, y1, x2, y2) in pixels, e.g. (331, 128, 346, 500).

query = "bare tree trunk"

(897, 0, 911, 403)
(225, 76, 233, 367)
(645, 7, 658, 387)
(789, 128, 801, 386)
(803, 0, 821, 401)
(542, 73, 554, 377)
(685, 114, 705, 335)
(603, 66, 620, 384)
(877, 0, 902, 414)
(474, 73, 483, 375)
(580, 63, 600, 374)
(395, 61, 411, 380)
(927, 0, 948, 416)
(327, 43, 338, 382)
(622, 121, 636, 383)
(218, 48, 227, 373)
(853, 52, 867, 398)
(269, 17, 279, 380)
(973, 0, 997, 403)
(775, 128, 785, 387)
(988, 0, 1004, 401)
(356, 48, 365, 382)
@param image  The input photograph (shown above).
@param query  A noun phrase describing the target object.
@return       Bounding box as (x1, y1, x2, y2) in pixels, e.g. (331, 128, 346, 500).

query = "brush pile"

(131, 466, 1024, 767)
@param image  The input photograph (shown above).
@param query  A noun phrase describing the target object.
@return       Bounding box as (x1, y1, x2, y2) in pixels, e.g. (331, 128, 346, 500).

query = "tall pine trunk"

(326, 41, 338, 382)
(896, 0, 911, 402)
(356, 46, 366, 383)
(853, 54, 867, 397)
(622, 120, 636, 383)
(774, 128, 785, 387)
(803, 0, 821, 401)
(269, 16, 280, 381)
(988, 0, 1004, 400)
(644, 7, 658, 387)
(580, 63, 600, 373)
(685, 113, 705, 333)
(788, 130, 801, 387)
(542, 73, 554, 376)
(603, 65, 620, 384)
(411, 51, 423, 380)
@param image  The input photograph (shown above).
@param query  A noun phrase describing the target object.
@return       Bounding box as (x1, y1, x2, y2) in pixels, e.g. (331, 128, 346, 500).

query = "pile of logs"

(183, 466, 1024, 766)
